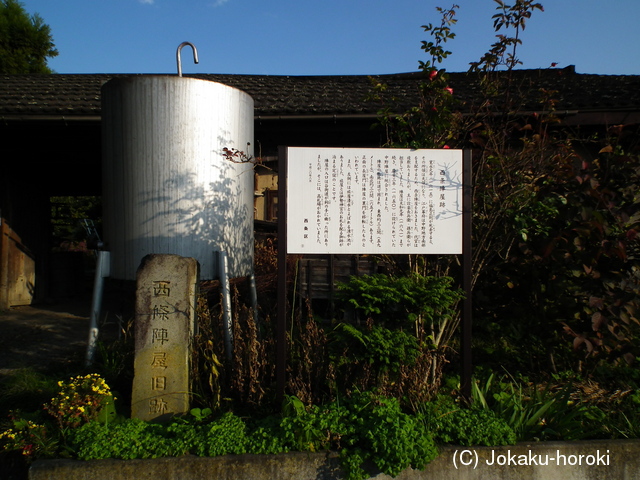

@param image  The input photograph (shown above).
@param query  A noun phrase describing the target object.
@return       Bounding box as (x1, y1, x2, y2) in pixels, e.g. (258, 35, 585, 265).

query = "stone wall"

(30, 440, 640, 480)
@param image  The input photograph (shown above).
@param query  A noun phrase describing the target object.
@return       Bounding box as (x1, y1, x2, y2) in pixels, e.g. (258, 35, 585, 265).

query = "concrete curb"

(30, 440, 640, 480)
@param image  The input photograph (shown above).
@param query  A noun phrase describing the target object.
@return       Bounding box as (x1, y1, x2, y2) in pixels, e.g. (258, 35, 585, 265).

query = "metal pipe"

(85, 250, 110, 366)
(249, 271, 259, 326)
(0, 215, 10, 310)
(218, 251, 234, 363)
(176, 42, 199, 77)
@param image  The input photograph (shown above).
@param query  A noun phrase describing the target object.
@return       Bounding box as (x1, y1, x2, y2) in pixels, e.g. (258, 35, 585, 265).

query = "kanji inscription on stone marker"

(131, 254, 198, 421)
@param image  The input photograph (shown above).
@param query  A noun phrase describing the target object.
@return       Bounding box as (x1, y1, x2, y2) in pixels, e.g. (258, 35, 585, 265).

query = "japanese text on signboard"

(287, 147, 463, 254)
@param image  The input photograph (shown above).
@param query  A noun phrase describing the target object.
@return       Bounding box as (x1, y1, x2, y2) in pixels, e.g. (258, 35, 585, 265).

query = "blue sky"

(19, 0, 640, 75)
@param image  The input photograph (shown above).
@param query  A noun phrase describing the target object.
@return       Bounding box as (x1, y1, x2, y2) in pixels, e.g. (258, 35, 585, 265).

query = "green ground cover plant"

(4, 367, 637, 480)
(419, 394, 516, 446)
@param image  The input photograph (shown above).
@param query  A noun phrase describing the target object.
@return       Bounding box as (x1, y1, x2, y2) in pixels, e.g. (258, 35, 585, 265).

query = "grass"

(0, 369, 61, 419)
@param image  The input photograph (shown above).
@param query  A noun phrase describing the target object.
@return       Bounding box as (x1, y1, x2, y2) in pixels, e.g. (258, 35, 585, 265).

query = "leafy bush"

(345, 393, 437, 479)
(276, 392, 438, 480)
(331, 274, 464, 400)
(371, 0, 640, 377)
(330, 323, 420, 374)
(420, 395, 516, 446)
(336, 273, 463, 333)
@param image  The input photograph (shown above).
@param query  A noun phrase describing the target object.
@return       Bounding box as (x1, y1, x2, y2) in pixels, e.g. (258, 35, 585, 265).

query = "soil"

(0, 302, 93, 376)
(0, 294, 129, 379)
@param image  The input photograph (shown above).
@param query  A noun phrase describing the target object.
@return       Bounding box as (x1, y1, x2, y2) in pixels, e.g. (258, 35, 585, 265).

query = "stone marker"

(131, 254, 199, 421)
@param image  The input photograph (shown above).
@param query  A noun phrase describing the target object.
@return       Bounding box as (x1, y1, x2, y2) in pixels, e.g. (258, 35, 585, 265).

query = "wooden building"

(1, 67, 640, 307)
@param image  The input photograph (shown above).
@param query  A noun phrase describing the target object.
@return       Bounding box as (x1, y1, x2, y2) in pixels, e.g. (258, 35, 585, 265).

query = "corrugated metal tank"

(101, 76, 254, 280)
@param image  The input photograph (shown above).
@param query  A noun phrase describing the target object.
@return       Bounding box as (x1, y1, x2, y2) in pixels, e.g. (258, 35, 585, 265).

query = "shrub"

(420, 395, 516, 446)
(331, 274, 464, 401)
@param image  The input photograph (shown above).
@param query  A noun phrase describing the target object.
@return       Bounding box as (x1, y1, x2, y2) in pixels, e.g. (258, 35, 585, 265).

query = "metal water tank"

(101, 75, 254, 280)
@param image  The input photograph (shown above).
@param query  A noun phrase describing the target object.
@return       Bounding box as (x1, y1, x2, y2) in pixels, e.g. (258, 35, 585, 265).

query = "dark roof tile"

(1, 68, 640, 118)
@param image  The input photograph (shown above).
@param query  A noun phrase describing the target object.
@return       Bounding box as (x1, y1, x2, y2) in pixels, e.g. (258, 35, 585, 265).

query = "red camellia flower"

(444, 87, 453, 94)
(429, 70, 438, 80)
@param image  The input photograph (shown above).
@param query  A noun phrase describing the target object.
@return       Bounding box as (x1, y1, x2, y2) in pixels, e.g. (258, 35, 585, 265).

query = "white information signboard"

(286, 147, 463, 254)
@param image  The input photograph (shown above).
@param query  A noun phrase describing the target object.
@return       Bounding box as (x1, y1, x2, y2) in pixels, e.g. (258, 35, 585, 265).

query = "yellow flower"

(0, 430, 16, 440)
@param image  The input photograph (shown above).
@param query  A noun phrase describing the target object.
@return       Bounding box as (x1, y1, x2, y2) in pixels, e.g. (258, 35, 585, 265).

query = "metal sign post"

(277, 146, 288, 401)
(277, 147, 473, 402)
(461, 149, 473, 401)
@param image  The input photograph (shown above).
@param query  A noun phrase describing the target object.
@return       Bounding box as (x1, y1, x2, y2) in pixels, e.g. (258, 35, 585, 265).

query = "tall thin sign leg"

(461, 149, 473, 402)
(277, 146, 288, 401)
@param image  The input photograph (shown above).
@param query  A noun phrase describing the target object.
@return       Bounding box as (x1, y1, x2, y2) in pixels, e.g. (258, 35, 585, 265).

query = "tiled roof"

(1, 66, 639, 119)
